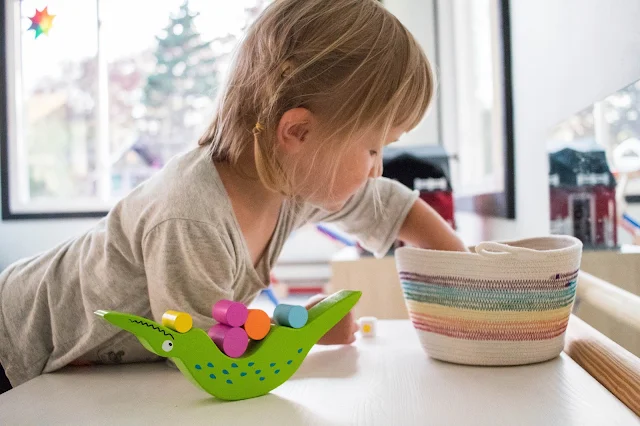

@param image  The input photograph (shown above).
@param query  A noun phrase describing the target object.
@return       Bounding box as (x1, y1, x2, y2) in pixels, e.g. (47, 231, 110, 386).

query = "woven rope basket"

(395, 236, 583, 366)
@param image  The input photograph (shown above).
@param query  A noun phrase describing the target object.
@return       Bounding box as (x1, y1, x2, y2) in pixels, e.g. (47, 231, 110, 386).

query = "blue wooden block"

(273, 304, 308, 329)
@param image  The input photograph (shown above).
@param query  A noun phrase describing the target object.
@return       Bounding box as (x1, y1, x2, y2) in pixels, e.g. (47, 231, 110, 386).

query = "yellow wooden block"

(162, 310, 193, 333)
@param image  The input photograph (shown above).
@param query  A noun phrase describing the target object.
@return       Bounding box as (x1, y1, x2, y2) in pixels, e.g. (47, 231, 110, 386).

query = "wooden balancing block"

(209, 301, 275, 356)
(161, 310, 193, 333)
(210, 300, 252, 357)
(208, 324, 249, 358)
(95, 290, 361, 401)
(212, 300, 248, 327)
(274, 304, 308, 329)
(244, 309, 271, 340)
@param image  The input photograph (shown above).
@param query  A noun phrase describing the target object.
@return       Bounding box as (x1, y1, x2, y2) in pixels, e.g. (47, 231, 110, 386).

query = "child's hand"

(305, 294, 359, 345)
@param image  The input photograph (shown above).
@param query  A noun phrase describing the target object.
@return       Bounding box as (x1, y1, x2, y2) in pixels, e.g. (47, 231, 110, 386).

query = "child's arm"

(304, 293, 358, 345)
(299, 178, 466, 345)
(397, 197, 468, 252)
(303, 177, 466, 257)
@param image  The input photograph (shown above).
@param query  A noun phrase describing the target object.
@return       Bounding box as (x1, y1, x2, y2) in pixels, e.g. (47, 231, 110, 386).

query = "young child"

(0, 0, 466, 393)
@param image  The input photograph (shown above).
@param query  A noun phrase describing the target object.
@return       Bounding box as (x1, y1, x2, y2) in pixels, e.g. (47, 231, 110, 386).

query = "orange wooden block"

(243, 309, 271, 340)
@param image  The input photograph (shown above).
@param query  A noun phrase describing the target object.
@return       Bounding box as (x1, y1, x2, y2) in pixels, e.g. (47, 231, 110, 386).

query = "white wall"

(456, 0, 640, 245)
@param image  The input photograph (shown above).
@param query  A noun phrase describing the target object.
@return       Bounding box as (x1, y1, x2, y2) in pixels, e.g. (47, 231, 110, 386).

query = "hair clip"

(253, 122, 264, 134)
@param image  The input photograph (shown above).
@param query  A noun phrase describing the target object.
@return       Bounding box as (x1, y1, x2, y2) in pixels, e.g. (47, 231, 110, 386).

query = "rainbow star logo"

(28, 6, 56, 39)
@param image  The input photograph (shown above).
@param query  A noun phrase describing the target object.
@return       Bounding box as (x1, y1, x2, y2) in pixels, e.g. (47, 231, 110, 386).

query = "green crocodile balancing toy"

(96, 290, 361, 401)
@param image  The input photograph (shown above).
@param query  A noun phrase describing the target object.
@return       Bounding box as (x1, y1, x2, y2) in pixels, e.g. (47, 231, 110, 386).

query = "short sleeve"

(303, 177, 418, 258)
(142, 219, 236, 330)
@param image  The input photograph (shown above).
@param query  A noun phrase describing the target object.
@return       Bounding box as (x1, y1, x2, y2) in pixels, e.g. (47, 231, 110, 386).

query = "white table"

(1, 321, 638, 425)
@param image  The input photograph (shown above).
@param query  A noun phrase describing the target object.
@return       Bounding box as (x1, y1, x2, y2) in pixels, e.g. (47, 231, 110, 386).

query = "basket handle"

(474, 241, 539, 259)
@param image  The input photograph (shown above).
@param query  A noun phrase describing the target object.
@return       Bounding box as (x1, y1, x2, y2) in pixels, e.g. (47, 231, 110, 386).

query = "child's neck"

(215, 159, 283, 213)
(214, 153, 284, 268)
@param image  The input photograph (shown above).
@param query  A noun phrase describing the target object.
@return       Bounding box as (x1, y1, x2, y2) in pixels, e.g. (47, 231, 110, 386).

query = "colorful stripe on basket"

(399, 272, 578, 342)
(410, 312, 568, 341)
(404, 300, 572, 322)
(399, 270, 579, 289)
(401, 280, 576, 311)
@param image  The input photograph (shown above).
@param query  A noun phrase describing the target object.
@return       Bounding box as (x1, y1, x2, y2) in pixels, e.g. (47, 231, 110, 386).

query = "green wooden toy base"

(96, 290, 361, 401)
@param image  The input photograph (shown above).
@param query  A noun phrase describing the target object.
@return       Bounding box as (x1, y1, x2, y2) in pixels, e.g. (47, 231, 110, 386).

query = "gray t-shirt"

(0, 146, 418, 386)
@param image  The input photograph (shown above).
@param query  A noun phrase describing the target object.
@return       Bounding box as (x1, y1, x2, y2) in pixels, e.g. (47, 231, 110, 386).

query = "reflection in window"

(550, 79, 640, 198)
(548, 78, 640, 247)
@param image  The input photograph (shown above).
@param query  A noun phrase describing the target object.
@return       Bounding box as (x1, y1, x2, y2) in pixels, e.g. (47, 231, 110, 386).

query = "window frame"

(434, 0, 516, 219)
(1, 0, 11, 220)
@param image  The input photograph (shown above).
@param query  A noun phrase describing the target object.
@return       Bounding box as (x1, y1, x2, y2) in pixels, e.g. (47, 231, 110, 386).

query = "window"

(548, 78, 640, 248)
(2, 0, 445, 220)
(382, 0, 440, 149)
(550, 79, 640, 202)
(1, 0, 269, 219)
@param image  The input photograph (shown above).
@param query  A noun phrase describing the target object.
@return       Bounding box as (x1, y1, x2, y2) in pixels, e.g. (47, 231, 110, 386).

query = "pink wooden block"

(208, 324, 249, 358)
(212, 299, 248, 327)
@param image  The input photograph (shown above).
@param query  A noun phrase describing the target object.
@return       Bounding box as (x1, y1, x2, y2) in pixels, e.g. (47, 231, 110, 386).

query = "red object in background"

(549, 182, 617, 248)
(419, 189, 456, 230)
(389, 184, 456, 253)
(382, 146, 457, 232)
(549, 143, 618, 249)
(391, 183, 456, 251)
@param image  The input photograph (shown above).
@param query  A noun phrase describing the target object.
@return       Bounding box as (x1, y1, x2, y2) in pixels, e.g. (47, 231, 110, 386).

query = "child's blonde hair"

(198, 0, 434, 197)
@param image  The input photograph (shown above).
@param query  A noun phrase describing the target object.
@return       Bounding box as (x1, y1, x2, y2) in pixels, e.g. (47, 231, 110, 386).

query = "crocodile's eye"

(162, 340, 174, 352)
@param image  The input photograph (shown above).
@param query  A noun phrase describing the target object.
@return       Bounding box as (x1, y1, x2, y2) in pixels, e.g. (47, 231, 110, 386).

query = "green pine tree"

(142, 1, 218, 159)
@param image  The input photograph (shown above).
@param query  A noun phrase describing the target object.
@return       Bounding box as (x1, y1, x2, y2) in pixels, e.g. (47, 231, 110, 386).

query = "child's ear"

(277, 108, 315, 153)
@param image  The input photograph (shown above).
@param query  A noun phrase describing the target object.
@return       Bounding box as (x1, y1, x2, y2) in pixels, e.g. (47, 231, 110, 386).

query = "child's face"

(295, 123, 407, 212)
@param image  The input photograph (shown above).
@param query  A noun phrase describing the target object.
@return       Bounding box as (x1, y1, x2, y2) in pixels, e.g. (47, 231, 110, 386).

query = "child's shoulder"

(118, 147, 232, 232)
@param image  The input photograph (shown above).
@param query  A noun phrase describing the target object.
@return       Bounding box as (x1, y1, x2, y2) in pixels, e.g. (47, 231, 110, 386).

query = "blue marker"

(316, 224, 356, 246)
(623, 213, 640, 230)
